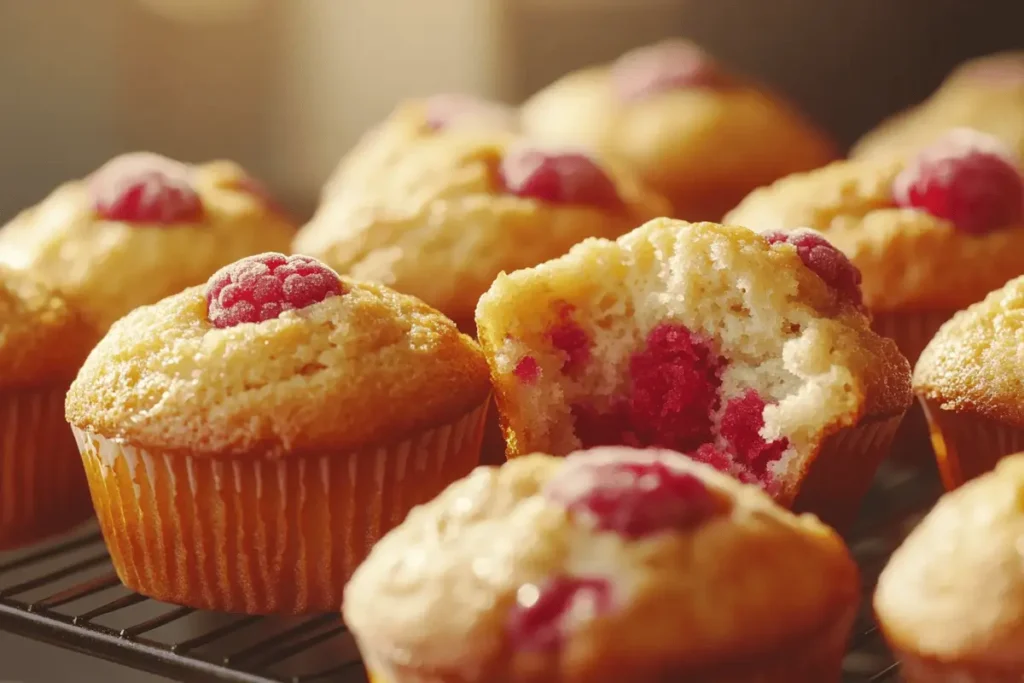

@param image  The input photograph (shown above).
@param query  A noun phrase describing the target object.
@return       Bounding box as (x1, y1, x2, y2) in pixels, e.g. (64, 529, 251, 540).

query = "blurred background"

(2, 0, 1023, 222)
(0, 0, 1022, 680)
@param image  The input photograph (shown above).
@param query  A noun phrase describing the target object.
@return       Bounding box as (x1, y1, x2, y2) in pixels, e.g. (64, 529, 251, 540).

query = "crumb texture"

(343, 448, 859, 680)
(65, 278, 491, 457)
(475, 219, 910, 504)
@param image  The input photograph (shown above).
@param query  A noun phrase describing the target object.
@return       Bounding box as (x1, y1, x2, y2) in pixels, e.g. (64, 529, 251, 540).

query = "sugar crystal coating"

(892, 128, 1024, 235)
(505, 575, 612, 651)
(764, 230, 863, 307)
(499, 147, 621, 209)
(205, 253, 343, 328)
(544, 456, 721, 537)
(89, 152, 204, 224)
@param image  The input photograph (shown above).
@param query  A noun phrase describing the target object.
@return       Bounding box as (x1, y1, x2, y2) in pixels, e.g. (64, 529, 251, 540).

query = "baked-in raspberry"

(205, 253, 343, 328)
(89, 152, 204, 224)
(719, 390, 789, 486)
(544, 456, 721, 537)
(513, 356, 541, 384)
(499, 147, 621, 209)
(612, 40, 731, 101)
(892, 128, 1024, 235)
(424, 94, 517, 131)
(547, 305, 591, 374)
(764, 230, 863, 307)
(505, 575, 612, 651)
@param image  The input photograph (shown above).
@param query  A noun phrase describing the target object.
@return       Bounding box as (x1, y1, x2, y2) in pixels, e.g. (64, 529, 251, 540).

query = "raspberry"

(424, 94, 517, 131)
(961, 54, 1024, 85)
(544, 454, 721, 537)
(505, 575, 612, 651)
(765, 230, 863, 307)
(547, 304, 591, 374)
(205, 253, 343, 328)
(513, 356, 541, 384)
(499, 147, 621, 209)
(719, 390, 788, 486)
(89, 152, 204, 224)
(612, 40, 730, 101)
(892, 128, 1024, 235)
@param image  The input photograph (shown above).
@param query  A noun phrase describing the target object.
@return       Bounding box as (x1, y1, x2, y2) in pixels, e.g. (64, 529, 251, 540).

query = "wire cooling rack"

(0, 460, 940, 682)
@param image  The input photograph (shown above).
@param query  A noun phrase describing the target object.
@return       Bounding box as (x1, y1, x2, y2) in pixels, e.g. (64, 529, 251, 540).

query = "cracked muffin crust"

(295, 129, 669, 330)
(0, 153, 296, 331)
(474, 218, 911, 528)
(520, 39, 836, 222)
(65, 253, 491, 613)
(344, 447, 860, 683)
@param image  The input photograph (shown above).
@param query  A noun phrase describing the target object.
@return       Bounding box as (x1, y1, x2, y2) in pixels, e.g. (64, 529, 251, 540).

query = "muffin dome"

(0, 153, 296, 330)
(874, 453, 1024, 682)
(294, 130, 669, 329)
(520, 39, 836, 221)
(344, 447, 859, 683)
(853, 51, 1024, 161)
(475, 218, 911, 527)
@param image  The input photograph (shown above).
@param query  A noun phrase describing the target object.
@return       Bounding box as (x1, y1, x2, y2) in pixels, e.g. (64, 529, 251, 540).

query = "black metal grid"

(0, 461, 941, 683)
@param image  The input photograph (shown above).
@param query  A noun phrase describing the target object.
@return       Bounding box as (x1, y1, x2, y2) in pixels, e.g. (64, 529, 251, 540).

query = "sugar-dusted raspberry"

(547, 304, 591, 374)
(544, 455, 721, 537)
(765, 230, 863, 307)
(892, 128, 1024, 235)
(424, 94, 517, 132)
(89, 152, 204, 224)
(612, 40, 731, 101)
(205, 253, 343, 328)
(513, 356, 541, 384)
(499, 147, 621, 209)
(505, 575, 612, 651)
(719, 390, 789, 485)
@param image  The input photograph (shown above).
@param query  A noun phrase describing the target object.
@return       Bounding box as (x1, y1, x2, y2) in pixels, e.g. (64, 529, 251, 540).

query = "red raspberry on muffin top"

(89, 152, 204, 224)
(612, 39, 733, 101)
(893, 128, 1024, 235)
(499, 146, 622, 209)
(764, 229, 864, 308)
(205, 252, 343, 328)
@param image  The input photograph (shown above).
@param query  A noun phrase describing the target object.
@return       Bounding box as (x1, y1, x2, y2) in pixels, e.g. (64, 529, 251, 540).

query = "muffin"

(65, 253, 491, 614)
(853, 51, 1024, 161)
(0, 267, 98, 550)
(875, 453, 1024, 682)
(295, 130, 670, 332)
(474, 218, 911, 529)
(519, 39, 837, 222)
(321, 94, 519, 200)
(0, 152, 296, 331)
(344, 446, 861, 683)
(726, 128, 1024, 462)
(913, 274, 1024, 489)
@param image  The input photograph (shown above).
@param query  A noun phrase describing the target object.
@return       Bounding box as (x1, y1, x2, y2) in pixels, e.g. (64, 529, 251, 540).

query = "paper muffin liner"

(896, 652, 1023, 683)
(0, 386, 94, 550)
(792, 414, 904, 531)
(359, 606, 854, 683)
(919, 398, 1024, 490)
(72, 401, 489, 615)
(871, 310, 956, 465)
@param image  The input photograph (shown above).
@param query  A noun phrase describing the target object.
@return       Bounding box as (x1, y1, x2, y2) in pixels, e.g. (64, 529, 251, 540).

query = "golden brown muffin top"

(343, 447, 859, 681)
(520, 40, 836, 220)
(65, 263, 491, 458)
(321, 95, 520, 201)
(0, 266, 98, 388)
(853, 51, 1024, 161)
(914, 275, 1024, 427)
(294, 129, 670, 326)
(875, 453, 1024, 665)
(724, 150, 1024, 313)
(0, 155, 296, 332)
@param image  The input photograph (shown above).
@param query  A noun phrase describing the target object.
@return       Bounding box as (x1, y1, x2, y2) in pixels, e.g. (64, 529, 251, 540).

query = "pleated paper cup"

(920, 399, 1024, 490)
(871, 310, 956, 464)
(72, 400, 489, 614)
(792, 413, 904, 531)
(0, 385, 94, 550)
